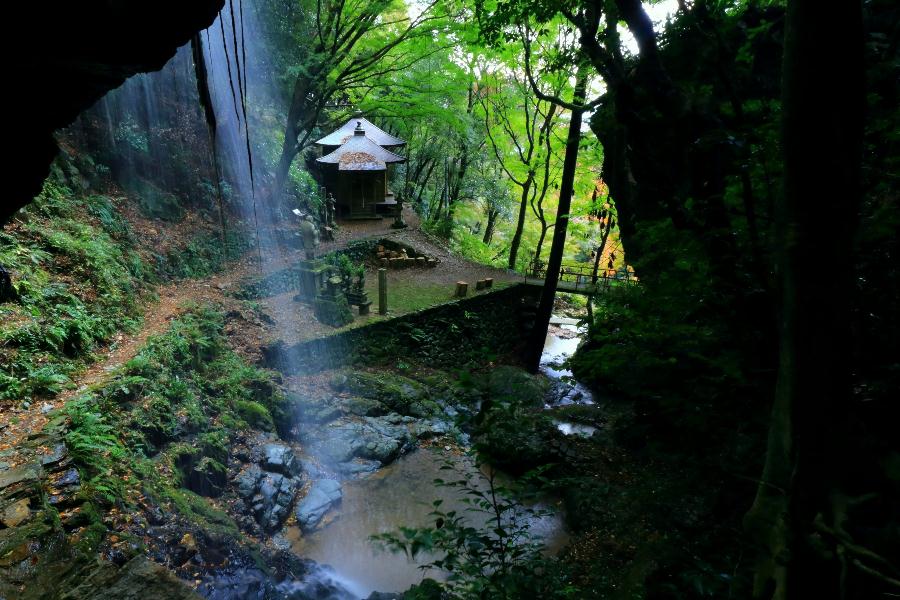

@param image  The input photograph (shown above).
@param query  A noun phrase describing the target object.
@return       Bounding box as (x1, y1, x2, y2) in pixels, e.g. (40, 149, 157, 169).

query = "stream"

(542, 316, 599, 437)
(285, 316, 593, 597)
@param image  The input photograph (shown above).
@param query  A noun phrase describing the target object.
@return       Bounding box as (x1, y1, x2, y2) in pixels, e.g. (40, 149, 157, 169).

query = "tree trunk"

(483, 208, 498, 245)
(507, 175, 534, 270)
(533, 222, 550, 267)
(743, 1, 863, 598)
(525, 68, 588, 372)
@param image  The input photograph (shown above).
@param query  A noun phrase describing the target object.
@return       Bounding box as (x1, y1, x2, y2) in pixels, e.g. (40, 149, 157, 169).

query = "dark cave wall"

(5, 0, 224, 224)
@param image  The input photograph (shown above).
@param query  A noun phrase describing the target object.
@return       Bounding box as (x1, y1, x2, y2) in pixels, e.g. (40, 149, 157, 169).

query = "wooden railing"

(525, 261, 638, 293)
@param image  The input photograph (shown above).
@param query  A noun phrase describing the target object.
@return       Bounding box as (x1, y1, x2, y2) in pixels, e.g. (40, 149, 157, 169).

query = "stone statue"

(299, 214, 320, 260)
(326, 193, 337, 228)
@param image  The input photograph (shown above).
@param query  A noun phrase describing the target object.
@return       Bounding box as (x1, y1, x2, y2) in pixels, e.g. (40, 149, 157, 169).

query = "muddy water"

(287, 448, 567, 597)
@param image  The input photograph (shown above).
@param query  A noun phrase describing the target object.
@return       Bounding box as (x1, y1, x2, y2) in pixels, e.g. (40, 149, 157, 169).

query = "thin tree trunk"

(483, 208, 499, 244)
(526, 68, 588, 372)
(744, 1, 864, 598)
(533, 222, 550, 266)
(507, 175, 534, 270)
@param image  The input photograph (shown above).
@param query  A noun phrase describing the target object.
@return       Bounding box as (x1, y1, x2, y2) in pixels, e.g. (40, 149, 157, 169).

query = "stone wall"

(263, 283, 540, 374)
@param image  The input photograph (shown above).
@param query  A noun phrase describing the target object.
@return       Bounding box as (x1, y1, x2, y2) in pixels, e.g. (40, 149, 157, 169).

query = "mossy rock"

(335, 371, 429, 416)
(475, 401, 556, 473)
(314, 294, 353, 328)
(292, 395, 341, 423)
(235, 400, 274, 431)
(484, 366, 549, 409)
(341, 396, 386, 417)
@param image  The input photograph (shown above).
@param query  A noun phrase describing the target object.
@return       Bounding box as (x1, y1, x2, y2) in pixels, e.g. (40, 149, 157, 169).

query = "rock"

(236, 466, 298, 532)
(486, 366, 550, 409)
(293, 395, 342, 424)
(0, 464, 40, 491)
(58, 556, 200, 600)
(40, 403, 54, 414)
(336, 459, 380, 477)
(262, 443, 301, 477)
(40, 443, 68, 467)
(308, 416, 415, 467)
(412, 420, 452, 439)
(0, 498, 31, 527)
(271, 532, 292, 552)
(340, 371, 430, 416)
(341, 396, 386, 417)
(236, 466, 263, 499)
(295, 479, 341, 531)
(256, 472, 298, 532)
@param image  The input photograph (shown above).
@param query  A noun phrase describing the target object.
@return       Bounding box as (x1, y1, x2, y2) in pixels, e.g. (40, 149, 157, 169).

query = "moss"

(157, 486, 241, 539)
(235, 400, 275, 431)
(338, 370, 430, 416)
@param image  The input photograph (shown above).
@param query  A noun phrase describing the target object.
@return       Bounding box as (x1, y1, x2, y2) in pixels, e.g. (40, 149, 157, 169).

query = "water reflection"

(288, 449, 567, 596)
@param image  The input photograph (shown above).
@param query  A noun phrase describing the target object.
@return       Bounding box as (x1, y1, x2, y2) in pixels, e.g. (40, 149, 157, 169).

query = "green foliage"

(373, 461, 575, 599)
(156, 228, 248, 280)
(0, 180, 148, 402)
(65, 396, 129, 505)
(572, 220, 753, 447)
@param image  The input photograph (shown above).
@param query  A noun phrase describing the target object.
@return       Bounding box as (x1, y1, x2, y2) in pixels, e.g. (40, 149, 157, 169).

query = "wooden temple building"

(315, 117, 406, 219)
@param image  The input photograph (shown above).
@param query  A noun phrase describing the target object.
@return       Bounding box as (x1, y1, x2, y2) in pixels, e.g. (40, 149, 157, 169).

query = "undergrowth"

(63, 305, 288, 533)
(0, 180, 149, 401)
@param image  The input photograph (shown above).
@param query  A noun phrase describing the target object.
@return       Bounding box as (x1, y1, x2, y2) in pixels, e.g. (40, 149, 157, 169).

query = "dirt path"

(0, 258, 259, 470)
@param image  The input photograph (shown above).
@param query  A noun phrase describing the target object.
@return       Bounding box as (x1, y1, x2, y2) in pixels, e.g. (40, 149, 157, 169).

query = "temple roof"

(316, 123, 406, 171)
(314, 116, 406, 147)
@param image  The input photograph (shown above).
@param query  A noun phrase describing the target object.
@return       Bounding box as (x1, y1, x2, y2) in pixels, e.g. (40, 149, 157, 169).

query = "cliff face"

(5, 0, 224, 223)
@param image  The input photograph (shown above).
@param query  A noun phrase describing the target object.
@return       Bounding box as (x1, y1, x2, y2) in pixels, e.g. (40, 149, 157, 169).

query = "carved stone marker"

(378, 268, 387, 315)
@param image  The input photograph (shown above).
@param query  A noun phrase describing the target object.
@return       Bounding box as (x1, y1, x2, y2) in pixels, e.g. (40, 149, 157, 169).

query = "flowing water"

(286, 448, 569, 597)
(541, 316, 599, 437)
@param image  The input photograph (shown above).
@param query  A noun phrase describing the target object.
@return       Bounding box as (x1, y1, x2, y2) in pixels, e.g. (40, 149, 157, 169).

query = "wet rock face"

(294, 479, 342, 532)
(7, 1, 224, 222)
(306, 415, 415, 469)
(263, 443, 302, 477)
(59, 556, 200, 600)
(236, 443, 304, 532)
(198, 551, 354, 600)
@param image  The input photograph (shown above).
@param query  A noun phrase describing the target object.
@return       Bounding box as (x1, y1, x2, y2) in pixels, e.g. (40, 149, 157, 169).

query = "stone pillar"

(378, 268, 387, 315)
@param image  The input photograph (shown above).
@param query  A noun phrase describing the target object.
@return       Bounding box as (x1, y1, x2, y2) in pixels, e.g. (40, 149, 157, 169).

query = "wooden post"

(378, 268, 387, 315)
(476, 279, 486, 290)
(455, 281, 468, 297)
(484, 278, 493, 289)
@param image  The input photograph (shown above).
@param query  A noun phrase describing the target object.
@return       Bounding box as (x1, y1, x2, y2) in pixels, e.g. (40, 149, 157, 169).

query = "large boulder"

(307, 416, 414, 467)
(236, 466, 299, 532)
(485, 366, 549, 409)
(294, 479, 342, 531)
(333, 372, 438, 417)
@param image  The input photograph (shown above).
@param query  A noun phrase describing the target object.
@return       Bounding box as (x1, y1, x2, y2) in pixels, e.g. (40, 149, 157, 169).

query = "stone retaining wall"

(263, 283, 539, 374)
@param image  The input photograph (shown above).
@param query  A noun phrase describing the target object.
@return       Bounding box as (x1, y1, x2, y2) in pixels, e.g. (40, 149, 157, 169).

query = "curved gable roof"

(314, 116, 406, 147)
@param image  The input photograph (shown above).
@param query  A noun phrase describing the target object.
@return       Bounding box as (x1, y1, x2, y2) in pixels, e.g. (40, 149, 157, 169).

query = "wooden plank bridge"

(523, 262, 637, 295)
